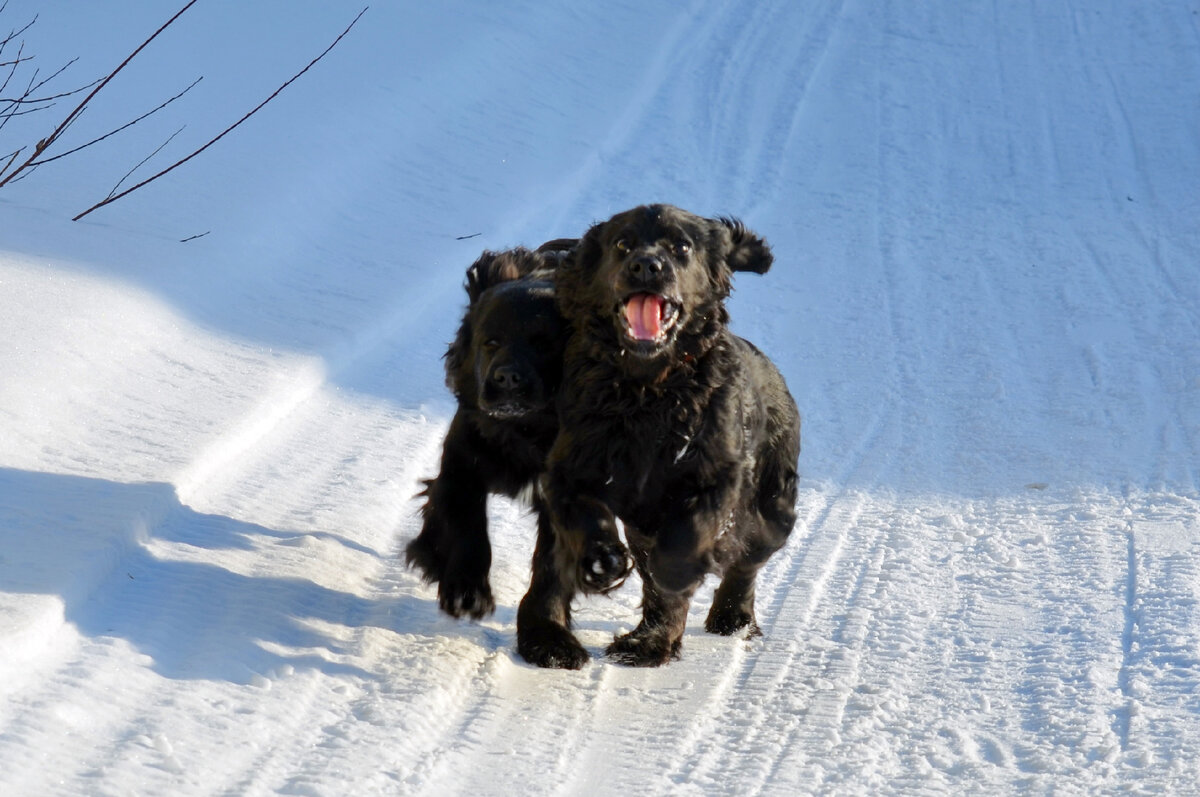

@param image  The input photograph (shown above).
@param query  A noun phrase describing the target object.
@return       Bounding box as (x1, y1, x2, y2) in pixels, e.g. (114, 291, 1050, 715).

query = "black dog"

(406, 242, 573, 620)
(520, 204, 800, 668)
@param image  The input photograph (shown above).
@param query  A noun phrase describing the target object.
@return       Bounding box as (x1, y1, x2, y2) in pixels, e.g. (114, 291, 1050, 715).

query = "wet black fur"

(406, 243, 572, 621)
(519, 204, 800, 668)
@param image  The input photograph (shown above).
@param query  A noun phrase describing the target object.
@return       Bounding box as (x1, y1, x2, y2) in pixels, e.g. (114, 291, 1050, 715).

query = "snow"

(1, 0, 1198, 794)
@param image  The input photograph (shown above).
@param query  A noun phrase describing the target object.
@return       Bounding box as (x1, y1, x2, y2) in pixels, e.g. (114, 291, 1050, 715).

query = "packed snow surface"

(2, 1, 1198, 794)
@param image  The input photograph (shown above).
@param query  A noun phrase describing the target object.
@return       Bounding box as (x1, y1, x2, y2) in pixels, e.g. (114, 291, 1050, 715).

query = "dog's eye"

(674, 241, 691, 256)
(483, 338, 500, 352)
(614, 238, 630, 254)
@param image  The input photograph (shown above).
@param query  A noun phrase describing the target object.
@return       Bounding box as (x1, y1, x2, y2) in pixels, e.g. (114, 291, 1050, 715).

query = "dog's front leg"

(550, 494, 631, 594)
(405, 413, 495, 619)
(607, 527, 694, 667)
(517, 497, 590, 669)
(543, 447, 632, 594)
(644, 477, 739, 596)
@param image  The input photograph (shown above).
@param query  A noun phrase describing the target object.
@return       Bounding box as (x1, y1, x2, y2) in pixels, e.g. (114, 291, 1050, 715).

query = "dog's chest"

(599, 397, 709, 510)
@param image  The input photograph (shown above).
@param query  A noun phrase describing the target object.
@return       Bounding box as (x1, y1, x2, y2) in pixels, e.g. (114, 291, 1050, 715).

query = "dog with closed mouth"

(407, 241, 573, 620)
(518, 204, 800, 668)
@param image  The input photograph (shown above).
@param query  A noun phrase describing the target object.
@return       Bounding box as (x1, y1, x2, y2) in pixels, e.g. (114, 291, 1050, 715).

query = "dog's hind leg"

(705, 557, 764, 636)
(517, 498, 589, 669)
(706, 436, 799, 637)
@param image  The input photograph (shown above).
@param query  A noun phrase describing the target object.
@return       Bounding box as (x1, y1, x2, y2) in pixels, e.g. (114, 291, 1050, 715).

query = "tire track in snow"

(406, 656, 611, 797)
(1117, 498, 1200, 781)
(649, 8, 910, 769)
(340, 6, 868, 792)
(660, 403, 895, 792)
(174, 263, 457, 510)
(1112, 223, 1200, 491)
(1114, 510, 1139, 752)
(993, 495, 1129, 787)
(507, 0, 727, 238)
(698, 0, 848, 216)
(34, 403, 444, 796)
(514, 4, 881, 784)
(0, 253, 474, 795)
(199, 416, 448, 796)
(209, 7, 766, 786)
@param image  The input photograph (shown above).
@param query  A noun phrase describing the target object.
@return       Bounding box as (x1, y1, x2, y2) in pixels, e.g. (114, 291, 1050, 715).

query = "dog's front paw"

(579, 538, 632, 594)
(438, 576, 495, 620)
(518, 623, 590, 669)
(405, 535, 446, 583)
(606, 628, 681, 667)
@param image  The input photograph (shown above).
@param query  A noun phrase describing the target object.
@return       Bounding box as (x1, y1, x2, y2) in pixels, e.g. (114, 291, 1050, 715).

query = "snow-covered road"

(1, 1, 1197, 794)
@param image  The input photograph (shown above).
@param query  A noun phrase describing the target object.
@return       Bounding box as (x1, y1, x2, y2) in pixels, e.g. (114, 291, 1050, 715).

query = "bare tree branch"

(0, 0, 197, 187)
(27, 76, 201, 167)
(74, 6, 369, 221)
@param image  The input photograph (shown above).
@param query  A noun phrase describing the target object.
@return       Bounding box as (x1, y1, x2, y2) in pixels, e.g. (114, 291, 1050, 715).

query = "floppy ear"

(452, 248, 523, 394)
(443, 314, 473, 396)
(554, 222, 604, 315)
(535, 237, 578, 254)
(568, 222, 604, 271)
(464, 250, 525, 303)
(715, 216, 773, 274)
(533, 238, 577, 271)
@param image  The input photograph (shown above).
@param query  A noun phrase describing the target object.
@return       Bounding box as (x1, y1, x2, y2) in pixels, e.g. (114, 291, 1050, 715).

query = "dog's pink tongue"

(625, 293, 663, 341)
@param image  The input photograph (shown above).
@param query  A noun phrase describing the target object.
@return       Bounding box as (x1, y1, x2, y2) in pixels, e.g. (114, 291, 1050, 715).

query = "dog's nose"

(491, 364, 522, 390)
(627, 255, 663, 283)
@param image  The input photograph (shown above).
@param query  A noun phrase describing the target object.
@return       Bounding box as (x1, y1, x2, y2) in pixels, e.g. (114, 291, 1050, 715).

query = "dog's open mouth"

(622, 293, 680, 347)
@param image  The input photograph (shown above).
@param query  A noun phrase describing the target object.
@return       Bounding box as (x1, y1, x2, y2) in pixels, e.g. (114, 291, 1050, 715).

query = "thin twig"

(0, 14, 35, 52)
(2, 103, 53, 117)
(0, 0, 197, 187)
(2, 72, 98, 105)
(74, 6, 369, 221)
(0, 38, 24, 98)
(28, 76, 200, 166)
(25, 55, 79, 97)
(106, 124, 184, 199)
(0, 146, 20, 175)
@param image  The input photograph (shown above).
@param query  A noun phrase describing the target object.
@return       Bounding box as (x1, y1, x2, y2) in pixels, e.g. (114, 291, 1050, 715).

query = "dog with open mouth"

(517, 204, 801, 668)
(407, 241, 573, 620)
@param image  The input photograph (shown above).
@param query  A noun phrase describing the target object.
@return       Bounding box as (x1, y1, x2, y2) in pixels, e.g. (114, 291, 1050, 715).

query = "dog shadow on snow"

(0, 467, 521, 685)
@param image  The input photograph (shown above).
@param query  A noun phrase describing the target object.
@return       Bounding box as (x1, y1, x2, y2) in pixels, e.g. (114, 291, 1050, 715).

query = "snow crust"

(1, 1, 1198, 794)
